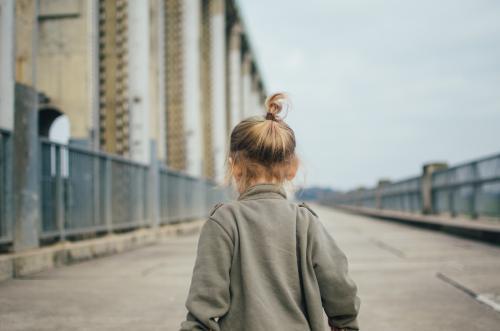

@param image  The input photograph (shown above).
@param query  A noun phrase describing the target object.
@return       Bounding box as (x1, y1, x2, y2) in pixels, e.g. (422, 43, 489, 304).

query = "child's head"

(228, 93, 298, 192)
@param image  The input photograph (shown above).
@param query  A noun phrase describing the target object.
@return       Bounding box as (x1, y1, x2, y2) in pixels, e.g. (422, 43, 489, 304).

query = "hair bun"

(264, 92, 287, 121)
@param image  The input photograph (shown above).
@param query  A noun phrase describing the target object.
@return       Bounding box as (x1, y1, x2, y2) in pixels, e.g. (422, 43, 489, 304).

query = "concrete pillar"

(13, 84, 41, 252)
(228, 23, 242, 132)
(15, 0, 38, 86)
(260, 90, 267, 113)
(164, 0, 185, 171)
(12, 0, 40, 252)
(251, 74, 260, 116)
(241, 52, 252, 119)
(88, 0, 100, 150)
(421, 162, 448, 214)
(209, 0, 226, 183)
(128, 0, 151, 164)
(149, 0, 167, 162)
(0, 0, 15, 130)
(375, 179, 391, 209)
(183, 0, 202, 177)
(157, 0, 167, 162)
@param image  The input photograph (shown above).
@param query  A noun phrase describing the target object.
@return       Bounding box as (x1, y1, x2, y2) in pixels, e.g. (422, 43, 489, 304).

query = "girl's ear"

(233, 167, 243, 181)
(230, 158, 243, 181)
(286, 157, 299, 181)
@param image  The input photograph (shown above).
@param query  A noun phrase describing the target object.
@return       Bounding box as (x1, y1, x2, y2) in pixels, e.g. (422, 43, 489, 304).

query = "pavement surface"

(1, 205, 500, 331)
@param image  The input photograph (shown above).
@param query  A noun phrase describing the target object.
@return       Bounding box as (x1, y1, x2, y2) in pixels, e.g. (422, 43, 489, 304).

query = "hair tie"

(265, 112, 277, 121)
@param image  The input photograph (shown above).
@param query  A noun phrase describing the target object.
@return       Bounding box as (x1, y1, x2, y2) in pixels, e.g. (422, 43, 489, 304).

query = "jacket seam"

(207, 217, 235, 246)
(298, 202, 318, 218)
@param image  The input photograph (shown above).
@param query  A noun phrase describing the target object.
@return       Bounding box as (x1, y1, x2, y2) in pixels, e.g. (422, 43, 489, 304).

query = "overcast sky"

(237, 0, 500, 190)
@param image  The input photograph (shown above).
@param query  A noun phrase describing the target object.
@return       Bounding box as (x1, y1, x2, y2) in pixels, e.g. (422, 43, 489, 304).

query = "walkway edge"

(0, 220, 204, 283)
(332, 205, 500, 244)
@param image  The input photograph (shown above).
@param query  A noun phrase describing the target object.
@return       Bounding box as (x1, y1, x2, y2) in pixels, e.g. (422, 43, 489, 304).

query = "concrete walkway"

(1, 205, 499, 330)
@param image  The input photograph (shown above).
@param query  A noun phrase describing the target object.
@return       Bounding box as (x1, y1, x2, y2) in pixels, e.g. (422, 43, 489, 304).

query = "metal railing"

(0, 129, 12, 244)
(40, 139, 152, 239)
(379, 176, 422, 213)
(431, 154, 500, 218)
(0, 130, 227, 248)
(330, 153, 500, 220)
(158, 167, 225, 224)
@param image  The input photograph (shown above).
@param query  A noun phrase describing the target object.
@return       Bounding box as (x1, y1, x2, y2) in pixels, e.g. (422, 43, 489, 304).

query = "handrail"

(328, 152, 500, 219)
(0, 129, 227, 250)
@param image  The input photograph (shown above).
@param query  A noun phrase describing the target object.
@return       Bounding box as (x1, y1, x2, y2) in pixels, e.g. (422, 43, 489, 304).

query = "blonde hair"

(227, 92, 297, 191)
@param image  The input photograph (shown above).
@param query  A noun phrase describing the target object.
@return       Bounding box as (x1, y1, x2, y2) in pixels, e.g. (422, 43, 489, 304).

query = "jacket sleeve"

(180, 219, 233, 331)
(310, 220, 361, 330)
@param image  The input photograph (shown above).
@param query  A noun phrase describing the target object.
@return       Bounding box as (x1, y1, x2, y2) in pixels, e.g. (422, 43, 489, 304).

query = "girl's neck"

(238, 178, 281, 193)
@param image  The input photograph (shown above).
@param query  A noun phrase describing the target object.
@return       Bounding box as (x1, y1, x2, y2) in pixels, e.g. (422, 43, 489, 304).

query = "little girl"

(180, 93, 360, 331)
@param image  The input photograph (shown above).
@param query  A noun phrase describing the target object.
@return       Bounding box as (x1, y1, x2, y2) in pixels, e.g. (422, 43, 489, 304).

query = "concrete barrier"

(0, 219, 204, 282)
(333, 205, 500, 244)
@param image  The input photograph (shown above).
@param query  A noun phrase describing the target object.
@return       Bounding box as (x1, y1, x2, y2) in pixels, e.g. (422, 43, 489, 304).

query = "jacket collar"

(238, 183, 287, 201)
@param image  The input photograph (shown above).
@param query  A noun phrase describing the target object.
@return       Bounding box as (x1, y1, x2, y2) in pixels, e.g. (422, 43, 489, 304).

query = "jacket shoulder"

(209, 202, 224, 216)
(298, 201, 318, 217)
(207, 202, 239, 241)
(208, 201, 238, 227)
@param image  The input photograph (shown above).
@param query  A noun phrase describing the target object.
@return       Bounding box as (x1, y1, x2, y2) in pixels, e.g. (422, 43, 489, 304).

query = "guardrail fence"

(328, 154, 500, 220)
(0, 129, 13, 245)
(0, 129, 227, 249)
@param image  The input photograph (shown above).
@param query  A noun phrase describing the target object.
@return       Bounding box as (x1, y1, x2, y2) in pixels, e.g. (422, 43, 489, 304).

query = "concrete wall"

(36, 0, 96, 140)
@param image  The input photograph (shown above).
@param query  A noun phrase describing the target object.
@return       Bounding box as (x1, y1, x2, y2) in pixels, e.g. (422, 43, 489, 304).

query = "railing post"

(148, 141, 160, 227)
(0, 133, 5, 237)
(0, 132, 11, 241)
(470, 162, 479, 219)
(421, 162, 448, 215)
(104, 156, 113, 234)
(92, 154, 101, 231)
(449, 185, 456, 217)
(54, 145, 65, 241)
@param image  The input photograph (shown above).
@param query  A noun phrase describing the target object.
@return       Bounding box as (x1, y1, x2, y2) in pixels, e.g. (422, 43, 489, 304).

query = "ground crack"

(141, 262, 169, 277)
(369, 238, 406, 258)
(436, 272, 500, 313)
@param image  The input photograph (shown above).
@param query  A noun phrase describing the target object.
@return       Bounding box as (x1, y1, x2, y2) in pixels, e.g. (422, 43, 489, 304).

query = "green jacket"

(180, 184, 360, 331)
